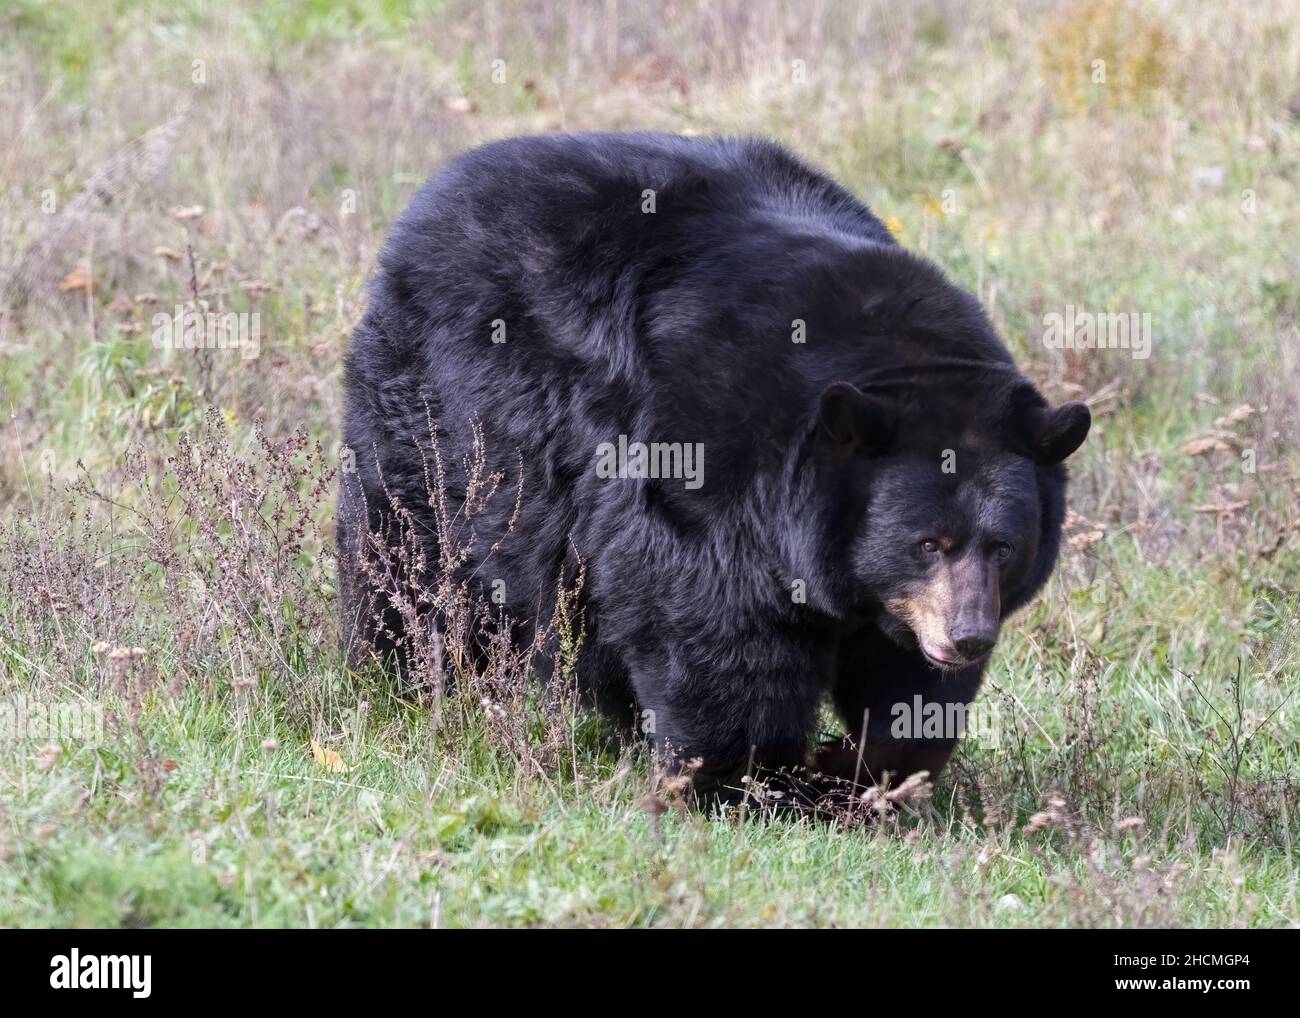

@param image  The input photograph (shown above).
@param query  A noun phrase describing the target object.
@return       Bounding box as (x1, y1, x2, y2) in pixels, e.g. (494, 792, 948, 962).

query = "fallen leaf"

(310, 739, 348, 773)
(60, 267, 92, 293)
(917, 192, 947, 217)
(154, 246, 183, 261)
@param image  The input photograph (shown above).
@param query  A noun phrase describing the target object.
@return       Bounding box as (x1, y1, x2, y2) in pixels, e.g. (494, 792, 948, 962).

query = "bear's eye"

(919, 539, 941, 555)
(994, 541, 1014, 560)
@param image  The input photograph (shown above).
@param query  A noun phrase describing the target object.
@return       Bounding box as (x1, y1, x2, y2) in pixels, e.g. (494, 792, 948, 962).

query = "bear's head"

(816, 377, 1090, 671)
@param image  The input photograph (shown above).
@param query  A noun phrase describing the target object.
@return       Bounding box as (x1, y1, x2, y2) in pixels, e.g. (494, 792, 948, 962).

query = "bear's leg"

(820, 628, 987, 790)
(339, 533, 413, 679)
(574, 640, 638, 735)
(338, 479, 402, 672)
(632, 654, 825, 808)
(337, 477, 436, 689)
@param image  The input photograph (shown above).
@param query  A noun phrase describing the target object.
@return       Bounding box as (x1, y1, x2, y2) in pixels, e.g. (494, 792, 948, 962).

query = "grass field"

(1, 0, 1298, 927)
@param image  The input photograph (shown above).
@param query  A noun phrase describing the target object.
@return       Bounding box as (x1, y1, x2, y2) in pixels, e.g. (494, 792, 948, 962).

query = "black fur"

(339, 132, 1088, 799)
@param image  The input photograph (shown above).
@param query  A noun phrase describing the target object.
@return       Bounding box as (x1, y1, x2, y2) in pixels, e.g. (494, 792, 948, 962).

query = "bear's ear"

(1022, 401, 1091, 464)
(816, 382, 894, 457)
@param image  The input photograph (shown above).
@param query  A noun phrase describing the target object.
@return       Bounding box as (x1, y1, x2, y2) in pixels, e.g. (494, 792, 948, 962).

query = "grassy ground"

(1, 0, 1298, 927)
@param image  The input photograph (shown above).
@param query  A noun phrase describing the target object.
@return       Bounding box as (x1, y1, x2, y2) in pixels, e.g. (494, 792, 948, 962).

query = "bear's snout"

(888, 552, 1002, 670)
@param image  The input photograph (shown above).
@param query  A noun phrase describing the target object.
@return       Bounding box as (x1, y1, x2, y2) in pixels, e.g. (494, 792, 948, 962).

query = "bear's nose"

(954, 635, 995, 660)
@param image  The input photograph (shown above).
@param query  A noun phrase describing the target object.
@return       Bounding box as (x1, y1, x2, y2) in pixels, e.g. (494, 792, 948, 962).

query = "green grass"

(0, 0, 1297, 927)
(3, 668, 1293, 928)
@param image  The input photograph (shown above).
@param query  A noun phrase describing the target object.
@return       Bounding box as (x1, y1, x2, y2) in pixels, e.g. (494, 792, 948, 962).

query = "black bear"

(339, 132, 1089, 802)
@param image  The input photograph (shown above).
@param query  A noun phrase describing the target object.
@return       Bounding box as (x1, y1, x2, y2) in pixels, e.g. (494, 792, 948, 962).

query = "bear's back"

(369, 133, 894, 368)
(359, 134, 899, 440)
